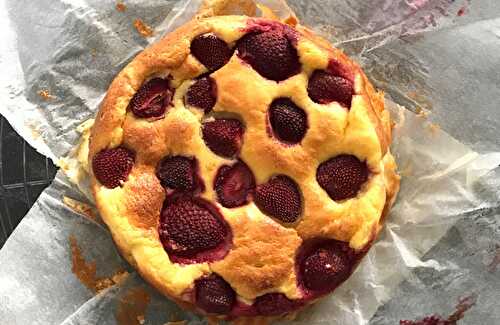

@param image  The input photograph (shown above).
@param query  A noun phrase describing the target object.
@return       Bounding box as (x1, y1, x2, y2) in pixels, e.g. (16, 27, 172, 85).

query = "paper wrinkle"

(1, 0, 500, 324)
(302, 0, 467, 55)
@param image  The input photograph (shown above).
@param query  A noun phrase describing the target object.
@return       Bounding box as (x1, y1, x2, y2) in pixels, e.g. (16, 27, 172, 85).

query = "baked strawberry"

(254, 293, 303, 316)
(316, 154, 368, 201)
(301, 246, 350, 291)
(307, 70, 354, 108)
(185, 76, 216, 113)
(202, 119, 244, 158)
(237, 29, 300, 81)
(269, 98, 307, 144)
(159, 197, 227, 258)
(215, 161, 255, 208)
(128, 78, 172, 118)
(195, 274, 236, 314)
(254, 175, 301, 223)
(156, 156, 200, 192)
(191, 34, 233, 71)
(92, 147, 134, 188)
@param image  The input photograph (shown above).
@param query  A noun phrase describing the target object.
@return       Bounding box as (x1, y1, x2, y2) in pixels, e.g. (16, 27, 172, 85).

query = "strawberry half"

(128, 78, 173, 118)
(191, 34, 234, 72)
(269, 98, 308, 144)
(316, 154, 368, 201)
(159, 196, 228, 258)
(297, 239, 355, 293)
(254, 175, 302, 223)
(195, 274, 236, 314)
(202, 119, 244, 158)
(237, 29, 300, 81)
(215, 161, 255, 208)
(254, 293, 303, 316)
(92, 147, 134, 188)
(185, 76, 217, 113)
(307, 70, 353, 108)
(156, 156, 202, 193)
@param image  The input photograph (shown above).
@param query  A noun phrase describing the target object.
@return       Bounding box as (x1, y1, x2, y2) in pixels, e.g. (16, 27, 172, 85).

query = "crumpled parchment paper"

(0, 0, 499, 324)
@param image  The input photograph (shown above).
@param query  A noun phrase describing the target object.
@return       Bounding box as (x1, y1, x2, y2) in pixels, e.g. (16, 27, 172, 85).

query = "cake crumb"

(116, 1, 127, 12)
(95, 278, 114, 292)
(134, 19, 153, 37)
(38, 89, 55, 100)
(112, 270, 130, 284)
(95, 270, 129, 293)
(63, 196, 97, 222)
(57, 118, 94, 188)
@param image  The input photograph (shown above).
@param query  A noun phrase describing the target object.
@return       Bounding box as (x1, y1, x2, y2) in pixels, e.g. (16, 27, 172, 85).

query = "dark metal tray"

(0, 116, 57, 247)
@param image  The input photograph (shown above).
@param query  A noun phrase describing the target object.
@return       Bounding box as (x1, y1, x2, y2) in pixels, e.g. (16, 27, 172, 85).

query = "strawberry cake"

(89, 10, 400, 324)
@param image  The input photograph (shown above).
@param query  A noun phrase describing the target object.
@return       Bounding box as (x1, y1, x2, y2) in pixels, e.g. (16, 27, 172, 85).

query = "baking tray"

(0, 115, 57, 247)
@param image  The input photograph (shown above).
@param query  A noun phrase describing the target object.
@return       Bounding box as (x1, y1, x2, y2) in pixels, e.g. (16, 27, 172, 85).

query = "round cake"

(89, 9, 400, 324)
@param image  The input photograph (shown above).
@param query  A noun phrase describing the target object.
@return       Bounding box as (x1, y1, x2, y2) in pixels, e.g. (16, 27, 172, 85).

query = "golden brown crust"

(211, 215, 302, 299)
(89, 13, 400, 324)
(380, 152, 401, 224)
(123, 165, 165, 229)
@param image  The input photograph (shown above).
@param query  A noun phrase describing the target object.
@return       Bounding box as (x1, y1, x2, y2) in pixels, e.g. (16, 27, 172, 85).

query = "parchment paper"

(1, 0, 499, 324)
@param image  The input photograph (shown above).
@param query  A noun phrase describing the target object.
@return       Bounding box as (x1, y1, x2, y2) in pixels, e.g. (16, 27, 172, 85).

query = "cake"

(89, 7, 400, 324)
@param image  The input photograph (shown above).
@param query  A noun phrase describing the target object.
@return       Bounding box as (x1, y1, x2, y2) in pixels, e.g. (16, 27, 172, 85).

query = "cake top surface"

(89, 13, 399, 320)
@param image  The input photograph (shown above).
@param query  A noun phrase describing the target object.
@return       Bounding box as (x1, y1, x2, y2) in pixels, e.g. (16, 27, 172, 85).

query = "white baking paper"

(1, 0, 499, 324)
